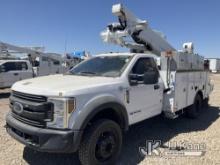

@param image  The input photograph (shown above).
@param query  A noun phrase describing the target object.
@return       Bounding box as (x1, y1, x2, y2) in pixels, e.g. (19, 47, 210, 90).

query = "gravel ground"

(0, 74, 220, 165)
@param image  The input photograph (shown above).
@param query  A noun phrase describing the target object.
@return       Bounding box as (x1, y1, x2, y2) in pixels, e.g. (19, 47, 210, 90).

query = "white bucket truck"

(0, 42, 73, 88)
(6, 4, 213, 165)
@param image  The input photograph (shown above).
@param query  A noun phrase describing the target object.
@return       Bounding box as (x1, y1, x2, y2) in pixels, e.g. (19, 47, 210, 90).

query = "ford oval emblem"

(13, 102, 23, 114)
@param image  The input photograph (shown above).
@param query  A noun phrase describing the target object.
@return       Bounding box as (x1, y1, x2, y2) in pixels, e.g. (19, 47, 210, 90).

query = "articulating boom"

(101, 4, 175, 56)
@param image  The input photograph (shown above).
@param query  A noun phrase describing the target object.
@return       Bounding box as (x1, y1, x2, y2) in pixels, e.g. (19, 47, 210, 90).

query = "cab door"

(17, 62, 33, 80)
(127, 57, 163, 124)
(0, 62, 21, 87)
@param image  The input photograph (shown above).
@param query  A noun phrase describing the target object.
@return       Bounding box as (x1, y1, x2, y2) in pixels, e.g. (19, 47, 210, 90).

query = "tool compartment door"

(186, 72, 196, 106)
(174, 72, 188, 111)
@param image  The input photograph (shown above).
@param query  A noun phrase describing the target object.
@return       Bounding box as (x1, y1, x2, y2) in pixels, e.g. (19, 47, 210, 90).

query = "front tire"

(79, 119, 122, 165)
(186, 94, 202, 118)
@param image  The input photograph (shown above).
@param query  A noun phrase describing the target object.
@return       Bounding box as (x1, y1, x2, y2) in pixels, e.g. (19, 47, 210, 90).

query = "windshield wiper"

(79, 71, 97, 75)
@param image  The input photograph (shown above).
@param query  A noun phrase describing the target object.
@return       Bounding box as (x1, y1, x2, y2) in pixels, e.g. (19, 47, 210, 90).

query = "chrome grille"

(12, 91, 47, 103)
(10, 91, 53, 128)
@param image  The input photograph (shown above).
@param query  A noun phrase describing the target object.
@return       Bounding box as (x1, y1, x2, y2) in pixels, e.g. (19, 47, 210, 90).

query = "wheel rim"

(95, 131, 116, 162)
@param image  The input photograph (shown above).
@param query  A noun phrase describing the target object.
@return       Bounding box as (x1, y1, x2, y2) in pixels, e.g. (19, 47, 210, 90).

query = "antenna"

(64, 37, 67, 54)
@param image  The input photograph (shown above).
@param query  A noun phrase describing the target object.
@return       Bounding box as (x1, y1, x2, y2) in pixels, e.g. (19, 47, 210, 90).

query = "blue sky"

(0, 0, 219, 58)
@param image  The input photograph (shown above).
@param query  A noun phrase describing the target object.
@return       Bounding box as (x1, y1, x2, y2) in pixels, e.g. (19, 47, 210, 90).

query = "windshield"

(70, 55, 132, 77)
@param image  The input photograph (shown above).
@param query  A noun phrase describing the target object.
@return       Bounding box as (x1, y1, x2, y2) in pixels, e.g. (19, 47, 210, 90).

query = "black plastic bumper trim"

(6, 113, 82, 153)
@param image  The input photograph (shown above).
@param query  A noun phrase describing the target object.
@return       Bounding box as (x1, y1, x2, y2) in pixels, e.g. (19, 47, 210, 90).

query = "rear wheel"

(79, 119, 122, 165)
(186, 94, 202, 118)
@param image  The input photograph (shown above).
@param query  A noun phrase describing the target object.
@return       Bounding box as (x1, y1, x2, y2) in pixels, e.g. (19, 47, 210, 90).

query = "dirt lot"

(0, 74, 220, 165)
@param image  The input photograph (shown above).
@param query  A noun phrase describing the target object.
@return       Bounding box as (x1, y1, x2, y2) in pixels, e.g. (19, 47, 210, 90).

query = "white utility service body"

(160, 51, 212, 117)
(31, 56, 67, 77)
(161, 70, 211, 116)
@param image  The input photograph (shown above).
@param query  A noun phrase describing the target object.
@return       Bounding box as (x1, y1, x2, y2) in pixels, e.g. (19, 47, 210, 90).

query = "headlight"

(47, 97, 75, 129)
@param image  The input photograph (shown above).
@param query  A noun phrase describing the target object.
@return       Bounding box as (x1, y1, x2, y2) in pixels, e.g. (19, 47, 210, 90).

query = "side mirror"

(128, 74, 139, 86)
(129, 71, 159, 86)
(0, 66, 5, 73)
(143, 71, 159, 84)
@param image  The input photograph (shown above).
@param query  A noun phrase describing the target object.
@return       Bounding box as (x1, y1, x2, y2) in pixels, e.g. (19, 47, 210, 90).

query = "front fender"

(68, 93, 128, 130)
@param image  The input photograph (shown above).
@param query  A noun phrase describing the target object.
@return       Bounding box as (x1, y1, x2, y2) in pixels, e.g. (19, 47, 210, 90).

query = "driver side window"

(132, 58, 157, 75)
(130, 57, 158, 83)
(2, 62, 16, 72)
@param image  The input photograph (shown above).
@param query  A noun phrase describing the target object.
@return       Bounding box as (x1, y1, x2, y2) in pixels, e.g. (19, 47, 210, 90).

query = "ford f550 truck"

(6, 4, 213, 165)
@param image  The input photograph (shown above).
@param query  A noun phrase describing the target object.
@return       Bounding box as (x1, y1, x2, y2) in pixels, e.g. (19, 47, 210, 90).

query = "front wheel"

(186, 94, 202, 118)
(79, 119, 122, 165)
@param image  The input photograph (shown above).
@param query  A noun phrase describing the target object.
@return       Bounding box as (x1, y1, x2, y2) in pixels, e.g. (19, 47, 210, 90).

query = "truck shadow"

(23, 105, 220, 165)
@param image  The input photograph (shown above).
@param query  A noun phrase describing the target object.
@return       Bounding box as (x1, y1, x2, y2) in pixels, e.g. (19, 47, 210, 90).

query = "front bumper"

(6, 113, 81, 153)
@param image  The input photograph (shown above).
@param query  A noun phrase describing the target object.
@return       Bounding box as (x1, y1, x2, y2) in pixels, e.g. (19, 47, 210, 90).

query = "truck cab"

(0, 60, 33, 88)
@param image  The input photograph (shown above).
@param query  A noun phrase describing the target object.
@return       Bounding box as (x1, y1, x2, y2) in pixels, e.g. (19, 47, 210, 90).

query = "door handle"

(154, 84, 160, 90)
(14, 73, 19, 76)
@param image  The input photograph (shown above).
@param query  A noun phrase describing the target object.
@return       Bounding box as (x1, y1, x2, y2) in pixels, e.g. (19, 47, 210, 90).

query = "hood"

(12, 74, 122, 96)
